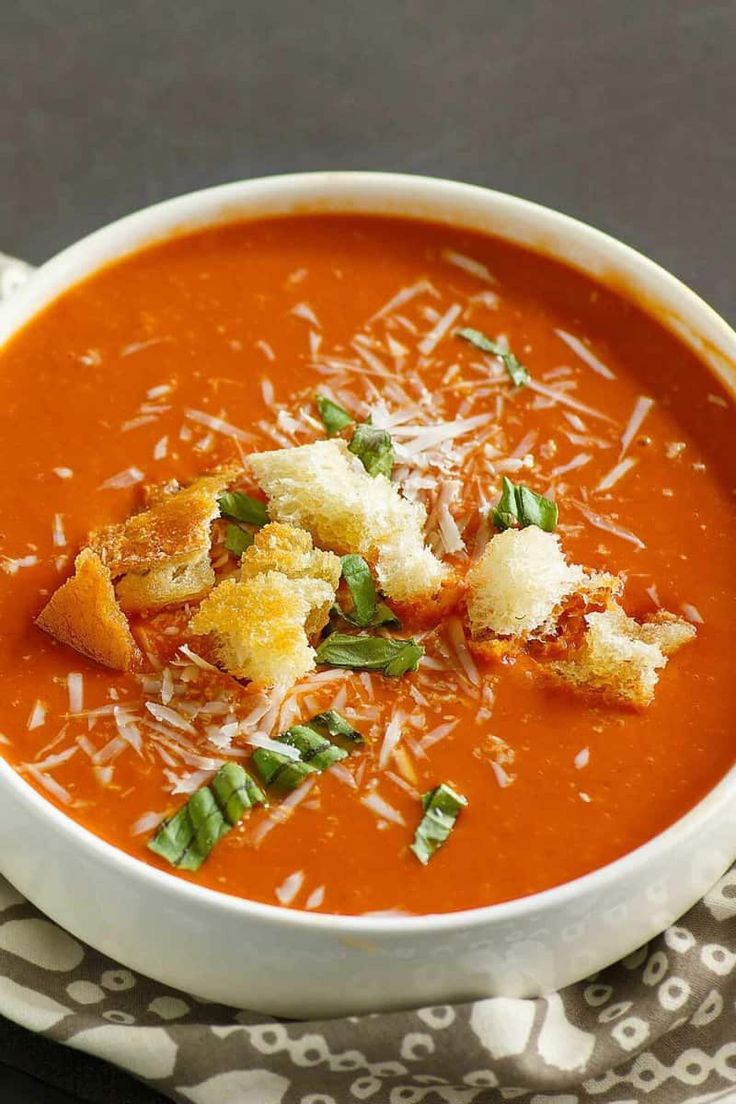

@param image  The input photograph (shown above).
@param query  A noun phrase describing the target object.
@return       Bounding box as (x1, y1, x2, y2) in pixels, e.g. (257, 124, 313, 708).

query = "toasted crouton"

(467, 527, 586, 638)
(190, 570, 334, 688)
(550, 604, 696, 708)
(240, 522, 341, 634)
(248, 439, 448, 602)
(36, 549, 140, 671)
(638, 610, 698, 655)
(89, 466, 241, 612)
(115, 553, 215, 614)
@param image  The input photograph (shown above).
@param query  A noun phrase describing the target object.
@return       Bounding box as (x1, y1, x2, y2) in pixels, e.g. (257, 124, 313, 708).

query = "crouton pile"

(37, 467, 241, 671)
(35, 437, 696, 708)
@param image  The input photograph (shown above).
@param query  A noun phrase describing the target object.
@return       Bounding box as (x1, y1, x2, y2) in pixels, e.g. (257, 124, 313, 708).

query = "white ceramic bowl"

(1, 173, 735, 1018)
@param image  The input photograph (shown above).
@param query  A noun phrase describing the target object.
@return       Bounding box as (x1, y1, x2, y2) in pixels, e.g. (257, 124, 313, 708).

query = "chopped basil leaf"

(315, 394, 354, 436)
(148, 762, 265, 871)
(252, 749, 317, 790)
(315, 632, 423, 676)
(492, 476, 557, 532)
(224, 523, 254, 557)
(371, 602, 401, 628)
(218, 490, 269, 527)
(335, 554, 400, 628)
(456, 327, 529, 388)
(383, 640, 424, 677)
(281, 725, 347, 770)
(253, 717, 351, 789)
(339, 603, 400, 629)
(211, 762, 265, 823)
(410, 782, 467, 865)
(341, 554, 377, 626)
(308, 709, 363, 744)
(348, 423, 394, 479)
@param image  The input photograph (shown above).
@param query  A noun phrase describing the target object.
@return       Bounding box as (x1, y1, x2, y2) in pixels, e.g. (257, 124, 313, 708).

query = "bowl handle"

(0, 252, 35, 301)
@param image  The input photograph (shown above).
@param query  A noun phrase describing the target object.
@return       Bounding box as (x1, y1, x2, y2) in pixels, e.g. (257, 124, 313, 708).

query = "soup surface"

(0, 215, 734, 915)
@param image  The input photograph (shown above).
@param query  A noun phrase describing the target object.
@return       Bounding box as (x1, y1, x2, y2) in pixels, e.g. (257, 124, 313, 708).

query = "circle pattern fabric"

(0, 866, 735, 1103)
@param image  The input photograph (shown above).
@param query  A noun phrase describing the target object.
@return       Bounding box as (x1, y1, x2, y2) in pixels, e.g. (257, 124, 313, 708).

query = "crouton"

(115, 553, 215, 614)
(89, 466, 241, 612)
(391, 571, 466, 628)
(190, 570, 334, 688)
(90, 467, 240, 573)
(248, 439, 448, 602)
(240, 522, 341, 635)
(638, 610, 698, 655)
(550, 604, 696, 708)
(467, 527, 585, 638)
(36, 549, 140, 671)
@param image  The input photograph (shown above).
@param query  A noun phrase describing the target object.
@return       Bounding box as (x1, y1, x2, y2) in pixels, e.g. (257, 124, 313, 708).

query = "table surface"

(1, 1, 734, 1099)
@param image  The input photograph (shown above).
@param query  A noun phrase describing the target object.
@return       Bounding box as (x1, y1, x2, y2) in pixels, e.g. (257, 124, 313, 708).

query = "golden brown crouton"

(550, 604, 696, 708)
(190, 570, 334, 688)
(36, 549, 140, 671)
(240, 522, 341, 634)
(248, 439, 448, 602)
(115, 553, 215, 614)
(89, 466, 241, 612)
(90, 467, 240, 573)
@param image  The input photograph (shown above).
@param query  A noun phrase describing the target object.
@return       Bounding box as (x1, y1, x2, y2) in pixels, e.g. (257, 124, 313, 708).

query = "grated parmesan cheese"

(555, 329, 616, 380)
(27, 700, 47, 730)
(275, 869, 305, 905)
(99, 467, 145, 491)
(360, 791, 406, 826)
(441, 249, 496, 284)
(66, 673, 84, 714)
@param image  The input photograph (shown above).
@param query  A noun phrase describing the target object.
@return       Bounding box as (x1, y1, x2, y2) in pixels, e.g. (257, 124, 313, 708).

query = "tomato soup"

(0, 215, 734, 916)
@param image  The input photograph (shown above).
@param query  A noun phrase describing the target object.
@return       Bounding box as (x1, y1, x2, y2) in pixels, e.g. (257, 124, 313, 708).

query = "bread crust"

(36, 549, 141, 671)
(89, 465, 241, 613)
(89, 466, 241, 575)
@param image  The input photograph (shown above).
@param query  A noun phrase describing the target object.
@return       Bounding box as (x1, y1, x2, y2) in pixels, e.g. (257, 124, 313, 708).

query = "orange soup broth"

(0, 214, 734, 916)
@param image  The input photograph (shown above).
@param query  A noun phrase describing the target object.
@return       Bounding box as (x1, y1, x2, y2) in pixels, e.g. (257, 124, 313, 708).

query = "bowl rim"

(1, 169, 735, 936)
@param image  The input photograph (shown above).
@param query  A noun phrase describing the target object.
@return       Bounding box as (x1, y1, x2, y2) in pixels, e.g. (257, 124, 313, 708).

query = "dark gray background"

(0, 1, 734, 1100)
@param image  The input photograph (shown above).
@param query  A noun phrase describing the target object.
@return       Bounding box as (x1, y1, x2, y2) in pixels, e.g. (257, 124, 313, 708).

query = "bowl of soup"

(0, 172, 734, 1017)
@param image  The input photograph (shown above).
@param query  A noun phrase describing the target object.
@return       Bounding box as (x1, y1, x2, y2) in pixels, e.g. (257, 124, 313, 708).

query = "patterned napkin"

(2, 255, 735, 1104)
(0, 869, 735, 1103)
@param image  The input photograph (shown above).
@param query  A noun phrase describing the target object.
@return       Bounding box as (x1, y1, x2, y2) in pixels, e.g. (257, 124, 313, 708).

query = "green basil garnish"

(335, 555, 400, 629)
(224, 523, 254, 557)
(148, 763, 265, 871)
(315, 394, 354, 436)
(367, 603, 401, 628)
(218, 490, 269, 527)
(348, 423, 394, 479)
(341, 554, 377, 626)
(308, 709, 363, 744)
(410, 782, 467, 865)
(251, 750, 316, 790)
(315, 632, 423, 676)
(492, 476, 557, 533)
(456, 327, 528, 388)
(253, 717, 356, 789)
